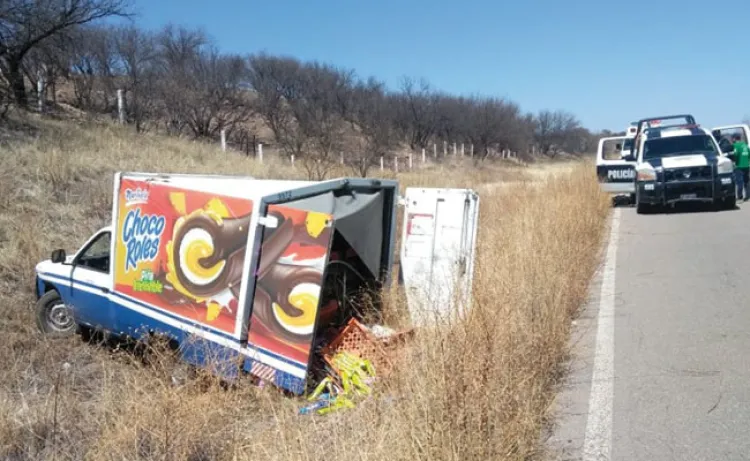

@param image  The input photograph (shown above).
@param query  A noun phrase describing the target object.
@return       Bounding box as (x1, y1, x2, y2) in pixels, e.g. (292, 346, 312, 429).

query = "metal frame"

(630, 115, 698, 158)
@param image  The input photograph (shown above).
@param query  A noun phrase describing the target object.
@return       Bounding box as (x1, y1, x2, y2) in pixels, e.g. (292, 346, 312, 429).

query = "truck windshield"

(643, 135, 718, 160)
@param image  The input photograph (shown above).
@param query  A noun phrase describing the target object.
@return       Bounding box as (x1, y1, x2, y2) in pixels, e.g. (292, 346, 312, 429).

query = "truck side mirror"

(51, 249, 67, 264)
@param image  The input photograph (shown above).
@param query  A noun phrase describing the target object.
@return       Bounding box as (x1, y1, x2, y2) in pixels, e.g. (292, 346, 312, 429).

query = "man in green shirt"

(733, 134, 750, 201)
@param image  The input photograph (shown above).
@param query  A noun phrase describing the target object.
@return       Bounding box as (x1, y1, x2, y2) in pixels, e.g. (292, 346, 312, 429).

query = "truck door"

(596, 136, 636, 194)
(68, 230, 114, 332)
(711, 124, 750, 159)
(399, 188, 480, 327)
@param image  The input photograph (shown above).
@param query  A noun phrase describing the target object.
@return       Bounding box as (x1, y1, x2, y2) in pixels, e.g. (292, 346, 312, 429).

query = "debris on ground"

(299, 319, 414, 416)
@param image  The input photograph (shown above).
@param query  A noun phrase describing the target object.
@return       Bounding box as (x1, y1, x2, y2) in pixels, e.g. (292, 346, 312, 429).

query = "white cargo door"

(399, 188, 479, 327)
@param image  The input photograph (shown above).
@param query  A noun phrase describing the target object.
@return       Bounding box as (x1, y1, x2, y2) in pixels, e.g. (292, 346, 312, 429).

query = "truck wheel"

(36, 290, 76, 337)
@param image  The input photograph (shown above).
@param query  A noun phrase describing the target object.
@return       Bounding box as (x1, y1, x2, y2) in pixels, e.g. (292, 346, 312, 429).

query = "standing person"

(732, 134, 750, 201)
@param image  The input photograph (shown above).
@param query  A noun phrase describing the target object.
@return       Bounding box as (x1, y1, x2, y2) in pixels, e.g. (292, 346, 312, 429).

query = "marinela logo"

(125, 187, 150, 206)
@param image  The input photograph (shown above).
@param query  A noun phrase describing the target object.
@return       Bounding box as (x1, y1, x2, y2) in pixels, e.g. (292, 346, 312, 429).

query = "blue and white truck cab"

(35, 226, 113, 337)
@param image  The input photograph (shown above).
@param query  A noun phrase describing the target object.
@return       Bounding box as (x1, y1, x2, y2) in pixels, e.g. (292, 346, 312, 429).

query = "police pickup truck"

(625, 115, 737, 214)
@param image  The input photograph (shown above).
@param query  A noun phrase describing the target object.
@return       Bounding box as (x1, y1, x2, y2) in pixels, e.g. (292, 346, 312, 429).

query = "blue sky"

(127, 0, 749, 132)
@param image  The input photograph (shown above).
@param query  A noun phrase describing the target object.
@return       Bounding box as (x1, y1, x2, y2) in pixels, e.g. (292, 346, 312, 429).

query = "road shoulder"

(544, 208, 616, 460)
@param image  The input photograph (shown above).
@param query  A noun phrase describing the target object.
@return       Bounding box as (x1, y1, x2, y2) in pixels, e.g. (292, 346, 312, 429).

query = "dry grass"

(0, 112, 610, 460)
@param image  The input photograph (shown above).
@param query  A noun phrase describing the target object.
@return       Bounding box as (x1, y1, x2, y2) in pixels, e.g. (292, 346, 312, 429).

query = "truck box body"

(37, 172, 399, 394)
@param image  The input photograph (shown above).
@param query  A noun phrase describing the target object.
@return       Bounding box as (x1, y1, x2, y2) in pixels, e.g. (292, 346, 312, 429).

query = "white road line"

(582, 207, 621, 461)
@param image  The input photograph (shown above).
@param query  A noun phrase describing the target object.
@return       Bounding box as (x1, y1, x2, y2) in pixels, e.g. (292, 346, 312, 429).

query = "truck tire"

(720, 196, 736, 211)
(35, 290, 76, 337)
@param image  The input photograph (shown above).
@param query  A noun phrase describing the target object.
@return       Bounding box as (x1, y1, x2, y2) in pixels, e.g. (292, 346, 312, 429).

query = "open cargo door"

(240, 179, 399, 394)
(399, 188, 480, 327)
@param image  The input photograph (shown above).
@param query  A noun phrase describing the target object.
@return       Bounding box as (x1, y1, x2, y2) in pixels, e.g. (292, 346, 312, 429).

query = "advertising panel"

(114, 178, 254, 335)
(247, 204, 336, 367)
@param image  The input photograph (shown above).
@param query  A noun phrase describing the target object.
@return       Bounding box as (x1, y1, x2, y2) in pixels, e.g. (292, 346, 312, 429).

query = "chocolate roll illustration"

(257, 264, 324, 342)
(170, 213, 252, 298)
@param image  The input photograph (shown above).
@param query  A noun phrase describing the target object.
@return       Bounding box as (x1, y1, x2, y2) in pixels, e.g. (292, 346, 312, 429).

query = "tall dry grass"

(0, 113, 609, 460)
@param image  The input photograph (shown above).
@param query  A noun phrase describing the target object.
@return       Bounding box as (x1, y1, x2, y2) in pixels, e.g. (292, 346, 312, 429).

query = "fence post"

(117, 89, 125, 124)
(258, 143, 263, 163)
(394, 156, 398, 173)
(433, 143, 437, 158)
(443, 141, 447, 156)
(453, 142, 457, 156)
(471, 144, 474, 157)
(220, 129, 227, 151)
(37, 72, 45, 113)
(409, 153, 413, 169)
(291, 154, 295, 167)
(461, 143, 465, 156)
(421, 148, 426, 164)
(380, 156, 384, 172)
(340, 152, 344, 164)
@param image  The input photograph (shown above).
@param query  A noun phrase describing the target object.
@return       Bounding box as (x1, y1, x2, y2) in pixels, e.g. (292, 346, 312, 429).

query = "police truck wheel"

(35, 290, 76, 338)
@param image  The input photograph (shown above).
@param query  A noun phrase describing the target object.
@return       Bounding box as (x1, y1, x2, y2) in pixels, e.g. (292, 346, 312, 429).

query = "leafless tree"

(154, 25, 207, 136)
(534, 109, 582, 157)
(0, 0, 132, 106)
(392, 76, 437, 150)
(246, 53, 303, 143)
(345, 77, 397, 176)
(290, 62, 353, 180)
(113, 25, 158, 131)
(66, 25, 119, 111)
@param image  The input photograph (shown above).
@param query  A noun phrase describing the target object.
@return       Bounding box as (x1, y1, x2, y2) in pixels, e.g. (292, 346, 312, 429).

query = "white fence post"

(443, 141, 447, 156)
(340, 152, 344, 164)
(380, 156, 384, 171)
(471, 144, 474, 157)
(461, 143, 465, 156)
(409, 153, 413, 169)
(394, 156, 398, 173)
(37, 73, 45, 113)
(421, 148, 426, 164)
(453, 142, 457, 156)
(258, 143, 263, 163)
(433, 143, 437, 158)
(220, 129, 227, 151)
(291, 154, 295, 167)
(117, 89, 125, 124)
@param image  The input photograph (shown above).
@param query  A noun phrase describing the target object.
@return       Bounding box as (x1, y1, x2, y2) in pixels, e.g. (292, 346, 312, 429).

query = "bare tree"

(113, 25, 158, 131)
(392, 76, 437, 150)
(534, 109, 582, 157)
(62, 25, 118, 111)
(0, 0, 132, 106)
(290, 62, 353, 180)
(154, 25, 207, 135)
(246, 53, 303, 143)
(345, 77, 397, 176)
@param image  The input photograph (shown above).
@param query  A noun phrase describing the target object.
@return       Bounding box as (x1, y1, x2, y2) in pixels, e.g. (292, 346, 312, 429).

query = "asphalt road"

(548, 201, 750, 461)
